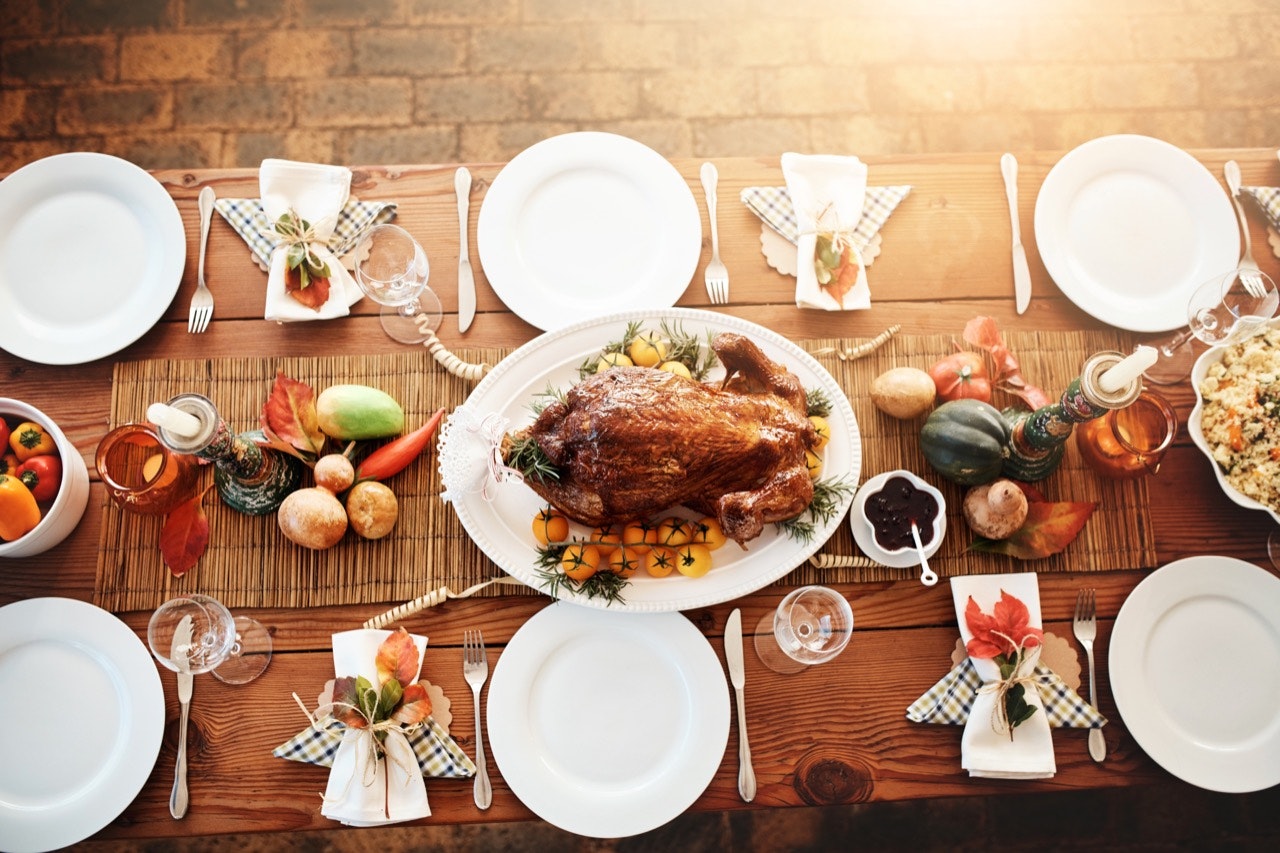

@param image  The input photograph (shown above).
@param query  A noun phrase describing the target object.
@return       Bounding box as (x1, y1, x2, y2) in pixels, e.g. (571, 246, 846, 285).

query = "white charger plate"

(476, 132, 701, 332)
(0, 152, 186, 364)
(1109, 556, 1280, 792)
(0, 598, 164, 851)
(1034, 135, 1238, 333)
(441, 307, 862, 612)
(487, 602, 729, 838)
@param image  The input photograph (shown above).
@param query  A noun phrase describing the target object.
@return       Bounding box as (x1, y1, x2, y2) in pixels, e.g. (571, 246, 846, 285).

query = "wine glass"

(148, 594, 271, 684)
(353, 223, 443, 345)
(753, 585, 854, 674)
(1143, 267, 1279, 385)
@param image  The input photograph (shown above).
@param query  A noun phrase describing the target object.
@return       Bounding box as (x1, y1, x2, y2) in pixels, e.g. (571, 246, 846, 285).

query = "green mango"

(316, 385, 404, 440)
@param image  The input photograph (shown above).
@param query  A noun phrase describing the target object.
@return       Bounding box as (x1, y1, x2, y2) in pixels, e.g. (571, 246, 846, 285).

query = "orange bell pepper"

(9, 421, 55, 461)
(0, 453, 18, 477)
(0, 474, 42, 541)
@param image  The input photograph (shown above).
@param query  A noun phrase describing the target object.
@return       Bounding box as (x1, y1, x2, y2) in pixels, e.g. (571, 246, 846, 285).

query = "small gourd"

(919, 399, 1011, 486)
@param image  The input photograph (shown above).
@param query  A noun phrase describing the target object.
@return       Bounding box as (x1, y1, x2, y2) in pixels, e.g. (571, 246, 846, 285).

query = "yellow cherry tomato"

(655, 516, 692, 547)
(590, 524, 621, 557)
(560, 543, 600, 582)
(658, 361, 691, 379)
(595, 352, 633, 373)
(808, 415, 831, 450)
(532, 506, 570, 546)
(674, 543, 713, 578)
(627, 332, 668, 368)
(620, 520, 655, 554)
(607, 547, 640, 578)
(690, 516, 727, 550)
(804, 449, 823, 479)
(642, 546, 678, 578)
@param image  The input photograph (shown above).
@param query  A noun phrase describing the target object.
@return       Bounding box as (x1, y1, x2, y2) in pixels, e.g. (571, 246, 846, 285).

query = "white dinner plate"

(476, 132, 701, 332)
(0, 598, 164, 851)
(0, 152, 186, 364)
(1109, 556, 1280, 792)
(487, 602, 729, 837)
(1034, 135, 1238, 332)
(441, 307, 862, 612)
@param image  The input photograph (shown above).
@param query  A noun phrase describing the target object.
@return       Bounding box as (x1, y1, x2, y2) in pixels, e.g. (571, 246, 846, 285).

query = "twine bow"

(977, 629, 1041, 738)
(314, 700, 426, 818)
(268, 209, 331, 285)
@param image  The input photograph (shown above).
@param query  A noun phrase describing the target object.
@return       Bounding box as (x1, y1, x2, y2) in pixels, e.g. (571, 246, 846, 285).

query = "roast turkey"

(505, 332, 819, 544)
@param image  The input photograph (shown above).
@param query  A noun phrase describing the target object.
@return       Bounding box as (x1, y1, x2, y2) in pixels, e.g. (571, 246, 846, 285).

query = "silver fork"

(462, 630, 492, 809)
(1224, 160, 1267, 299)
(187, 186, 216, 333)
(1072, 588, 1106, 763)
(700, 162, 729, 304)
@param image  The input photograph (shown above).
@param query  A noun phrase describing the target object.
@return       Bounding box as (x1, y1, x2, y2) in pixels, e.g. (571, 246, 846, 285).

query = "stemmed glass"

(353, 223, 443, 345)
(148, 594, 271, 684)
(753, 585, 854, 674)
(1143, 267, 1279, 385)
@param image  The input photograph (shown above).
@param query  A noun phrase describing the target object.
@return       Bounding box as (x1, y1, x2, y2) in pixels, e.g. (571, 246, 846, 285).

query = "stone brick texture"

(4, 0, 1280, 172)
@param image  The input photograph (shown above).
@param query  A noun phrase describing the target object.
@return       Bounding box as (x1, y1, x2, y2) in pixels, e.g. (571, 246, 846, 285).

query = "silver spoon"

(910, 522, 939, 586)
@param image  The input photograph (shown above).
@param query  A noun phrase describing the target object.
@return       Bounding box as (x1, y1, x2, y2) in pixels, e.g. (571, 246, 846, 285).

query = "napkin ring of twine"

(976, 630, 1041, 738)
(266, 209, 334, 283)
(311, 699, 425, 811)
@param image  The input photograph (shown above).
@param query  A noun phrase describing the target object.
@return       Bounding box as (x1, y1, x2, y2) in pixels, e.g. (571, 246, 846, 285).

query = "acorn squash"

(919, 399, 1010, 486)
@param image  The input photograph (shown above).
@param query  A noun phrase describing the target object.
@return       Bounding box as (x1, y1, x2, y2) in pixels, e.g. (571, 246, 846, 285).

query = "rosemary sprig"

(534, 545, 629, 605)
(806, 387, 833, 418)
(505, 436, 560, 483)
(660, 320, 718, 380)
(529, 381, 565, 417)
(775, 474, 856, 543)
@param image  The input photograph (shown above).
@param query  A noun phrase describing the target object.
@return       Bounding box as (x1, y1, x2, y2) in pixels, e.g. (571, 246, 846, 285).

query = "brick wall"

(2, 0, 1279, 171)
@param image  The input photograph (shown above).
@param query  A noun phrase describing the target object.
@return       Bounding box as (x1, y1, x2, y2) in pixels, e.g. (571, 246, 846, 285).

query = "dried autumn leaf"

(328, 675, 368, 728)
(260, 371, 325, 457)
(964, 591, 1043, 659)
(375, 627, 420, 688)
(159, 486, 213, 577)
(962, 316, 1053, 411)
(284, 263, 331, 310)
(969, 481, 1096, 560)
(391, 682, 434, 726)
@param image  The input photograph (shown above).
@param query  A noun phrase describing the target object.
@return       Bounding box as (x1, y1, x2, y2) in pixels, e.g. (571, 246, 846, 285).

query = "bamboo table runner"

(95, 330, 1155, 612)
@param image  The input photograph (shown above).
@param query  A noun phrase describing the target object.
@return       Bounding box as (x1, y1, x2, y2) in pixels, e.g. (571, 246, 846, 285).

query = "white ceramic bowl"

(850, 469, 947, 569)
(0, 399, 90, 557)
(1188, 331, 1280, 525)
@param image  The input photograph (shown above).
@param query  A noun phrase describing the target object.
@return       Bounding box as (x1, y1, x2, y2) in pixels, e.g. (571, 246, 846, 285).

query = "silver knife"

(170, 615, 193, 819)
(724, 608, 756, 802)
(1000, 153, 1032, 314)
(455, 166, 476, 333)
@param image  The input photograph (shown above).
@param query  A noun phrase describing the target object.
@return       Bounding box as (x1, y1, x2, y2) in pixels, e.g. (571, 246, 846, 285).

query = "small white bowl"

(851, 469, 947, 569)
(0, 399, 90, 557)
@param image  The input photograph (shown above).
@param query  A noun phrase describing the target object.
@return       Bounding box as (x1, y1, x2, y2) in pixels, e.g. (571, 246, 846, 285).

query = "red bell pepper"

(17, 454, 62, 502)
(355, 408, 446, 482)
(0, 418, 10, 453)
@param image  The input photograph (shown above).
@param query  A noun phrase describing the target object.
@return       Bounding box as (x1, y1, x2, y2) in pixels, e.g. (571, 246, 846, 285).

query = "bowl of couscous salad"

(1190, 322, 1280, 525)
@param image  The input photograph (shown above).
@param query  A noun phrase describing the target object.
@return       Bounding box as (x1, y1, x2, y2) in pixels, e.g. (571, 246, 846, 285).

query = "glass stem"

(1156, 327, 1194, 357)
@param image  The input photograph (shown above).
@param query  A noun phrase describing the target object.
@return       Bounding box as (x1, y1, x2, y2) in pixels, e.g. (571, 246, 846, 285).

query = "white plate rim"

(1033, 134, 1238, 333)
(0, 152, 186, 364)
(476, 131, 701, 332)
(0, 597, 164, 851)
(1109, 556, 1280, 792)
(486, 602, 729, 837)
(1187, 319, 1280, 524)
(442, 306, 862, 612)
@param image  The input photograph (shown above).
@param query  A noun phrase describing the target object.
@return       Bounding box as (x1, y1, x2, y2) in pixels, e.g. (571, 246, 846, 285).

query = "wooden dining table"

(2, 147, 1279, 845)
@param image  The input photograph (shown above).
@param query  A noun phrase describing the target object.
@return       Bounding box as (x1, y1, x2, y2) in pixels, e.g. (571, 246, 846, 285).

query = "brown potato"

(870, 367, 936, 419)
(346, 480, 398, 540)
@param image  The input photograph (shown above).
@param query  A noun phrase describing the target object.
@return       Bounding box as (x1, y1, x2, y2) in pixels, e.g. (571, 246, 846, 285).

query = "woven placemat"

(95, 330, 1156, 613)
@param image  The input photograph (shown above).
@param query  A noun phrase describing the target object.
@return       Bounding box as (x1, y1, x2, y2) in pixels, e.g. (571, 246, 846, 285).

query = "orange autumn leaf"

(159, 485, 213, 577)
(962, 316, 1053, 410)
(329, 676, 369, 728)
(964, 590, 1043, 660)
(284, 263, 331, 310)
(969, 481, 1096, 560)
(259, 371, 325, 457)
(821, 244, 860, 308)
(390, 682, 434, 726)
(375, 628, 420, 688)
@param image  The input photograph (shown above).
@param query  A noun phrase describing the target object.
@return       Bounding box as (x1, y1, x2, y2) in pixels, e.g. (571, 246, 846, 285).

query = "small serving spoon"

(910, 522, 939, 586)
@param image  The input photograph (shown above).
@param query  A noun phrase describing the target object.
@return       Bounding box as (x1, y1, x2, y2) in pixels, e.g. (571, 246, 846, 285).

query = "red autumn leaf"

(329, 675, 368, 728)
(375, 628, 420, 689)
(969, 481, 1096, 560)
(962, 316, 1053, 410)
(260, 371, 325, 457)
(159, 486, 213, 577)
(390, 682, 434, 726)
(964, 590, 1043, 660)
(284, 264, 331, 310)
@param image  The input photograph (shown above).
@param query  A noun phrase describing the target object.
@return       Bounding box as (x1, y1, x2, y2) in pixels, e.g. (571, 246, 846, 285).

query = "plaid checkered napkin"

(740, 184, 911, 251)
(1241, 186, 1280, 232)
(906, 658, 1106, 729)
(273, 714, 475, 778)
(214, 197, 397, 268)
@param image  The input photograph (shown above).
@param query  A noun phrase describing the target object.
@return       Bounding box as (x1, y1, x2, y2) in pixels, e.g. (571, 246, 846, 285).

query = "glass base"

(752, 611, 808, 674)
(212, 616, 272, 684)
(380, 290, 442, 344)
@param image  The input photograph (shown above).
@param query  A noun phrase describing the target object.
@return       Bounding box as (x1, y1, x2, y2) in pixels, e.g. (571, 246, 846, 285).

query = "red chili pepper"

(355, 408, 446, 482)
(17, 454, 62, 502)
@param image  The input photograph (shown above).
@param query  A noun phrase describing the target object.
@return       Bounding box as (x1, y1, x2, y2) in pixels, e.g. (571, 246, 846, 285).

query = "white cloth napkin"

(259, 159, 365, 322)
(780, 152, 871, 311)
(320, 629, 431, 827)
(950, 573, 1055, 779)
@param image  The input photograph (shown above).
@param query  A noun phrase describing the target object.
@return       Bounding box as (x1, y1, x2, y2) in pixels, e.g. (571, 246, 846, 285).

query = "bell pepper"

(0, 474, 42, 541)
(0, 418, 10, 453)
(355, 408, 446, 482)
(0, 453, 18, 477)
(9, 421, 56, 461)
(17, 454, 61, 502)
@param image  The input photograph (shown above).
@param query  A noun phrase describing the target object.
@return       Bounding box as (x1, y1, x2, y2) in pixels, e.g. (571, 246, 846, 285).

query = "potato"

(278, 487, 348, 550)
(346, 480, 399, 540)
(870, 367, 936, 419)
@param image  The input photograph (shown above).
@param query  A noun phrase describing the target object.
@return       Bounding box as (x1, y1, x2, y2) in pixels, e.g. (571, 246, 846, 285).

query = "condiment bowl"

(850, 469, 947, 567)
(0, 399, 91, 557)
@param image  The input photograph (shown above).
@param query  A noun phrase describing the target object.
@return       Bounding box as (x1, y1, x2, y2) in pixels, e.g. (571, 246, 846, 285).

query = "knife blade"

(724, 608, 756, 802)
(1000, 153, 1032, 314)
(170, 615, 193, 819)
(455, 166, 476, 333)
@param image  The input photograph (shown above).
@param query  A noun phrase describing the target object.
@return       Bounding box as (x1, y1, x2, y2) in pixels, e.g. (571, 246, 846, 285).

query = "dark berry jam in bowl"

(853, 469, 947, 559)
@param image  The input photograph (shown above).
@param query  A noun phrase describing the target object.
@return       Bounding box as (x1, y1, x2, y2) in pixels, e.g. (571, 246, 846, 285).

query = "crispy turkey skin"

(505, 333, 819, 544)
